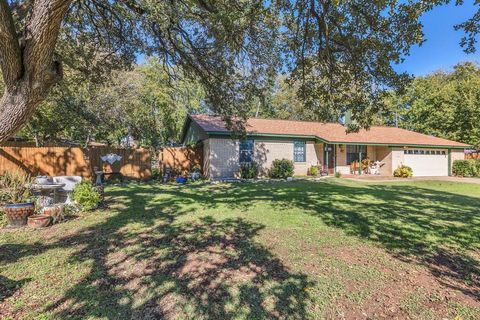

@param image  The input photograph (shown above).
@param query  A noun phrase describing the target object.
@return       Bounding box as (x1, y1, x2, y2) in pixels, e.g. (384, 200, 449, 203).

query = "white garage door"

(403, 149, 448, 176)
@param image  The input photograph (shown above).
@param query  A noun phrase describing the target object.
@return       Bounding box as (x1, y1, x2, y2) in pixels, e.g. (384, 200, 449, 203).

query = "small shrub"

(308, 166, 319, 176)
(63, 203, 81, 216)
(269, 159, 294, 179)
(0, 170, 31, 205)
(72, 182, 101, 211)
(475, 160, 480, 176)
(240, 162, 259, 179)
(151, 167, 162, 180)
(452, 159, 480, 177)
(394, 165, 413, 178)
(334, 171, 342, 178)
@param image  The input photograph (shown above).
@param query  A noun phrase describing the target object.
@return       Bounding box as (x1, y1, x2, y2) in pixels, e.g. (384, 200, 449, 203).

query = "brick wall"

(205, 138, 322, 178)
(335, 145, 349, 174)
(451, 149, 465, 162)
(367, 145, 377, 161)
(254, 140, 320, 176)
(376, 146, 393, 175)
(207, 138, 240, 178)
(391, 148, 405, 172)
(202, 139, 211, 177)
(314, 143, 324, 166)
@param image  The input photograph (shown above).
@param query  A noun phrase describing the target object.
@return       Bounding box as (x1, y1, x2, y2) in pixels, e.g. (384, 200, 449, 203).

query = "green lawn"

(1, 179, 479, 319)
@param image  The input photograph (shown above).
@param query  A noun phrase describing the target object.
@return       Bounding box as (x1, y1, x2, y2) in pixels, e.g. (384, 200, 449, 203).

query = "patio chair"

(350, 161, 360, 174)
(53, 176, 82, 204)
(369, 161, 384, 175)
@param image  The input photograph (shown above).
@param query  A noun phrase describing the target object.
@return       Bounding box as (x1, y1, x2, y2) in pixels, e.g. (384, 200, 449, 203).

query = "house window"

(239, 139, 254, 163)
(346, 145, 367, 165)
(293, 141, 306, 162)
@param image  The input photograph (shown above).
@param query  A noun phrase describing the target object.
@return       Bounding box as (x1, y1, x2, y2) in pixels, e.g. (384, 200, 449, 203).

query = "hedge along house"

(181, 114, 470, 179)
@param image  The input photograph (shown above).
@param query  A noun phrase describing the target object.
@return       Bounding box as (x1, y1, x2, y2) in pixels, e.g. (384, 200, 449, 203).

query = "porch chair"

(350, 161, 360, 174)
(369, 161, 384, 175)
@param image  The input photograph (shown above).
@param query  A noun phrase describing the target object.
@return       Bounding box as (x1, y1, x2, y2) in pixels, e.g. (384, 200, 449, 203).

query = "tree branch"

(0, 0, 22, 90)
(23, 0, 73, 84)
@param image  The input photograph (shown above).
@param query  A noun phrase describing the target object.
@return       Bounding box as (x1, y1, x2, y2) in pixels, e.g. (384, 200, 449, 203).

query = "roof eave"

(180, 114, 193, 144)
(206, 131, 470, 149)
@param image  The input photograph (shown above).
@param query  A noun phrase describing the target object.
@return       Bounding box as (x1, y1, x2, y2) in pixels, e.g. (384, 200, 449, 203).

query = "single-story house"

(180, 114, 470, 179)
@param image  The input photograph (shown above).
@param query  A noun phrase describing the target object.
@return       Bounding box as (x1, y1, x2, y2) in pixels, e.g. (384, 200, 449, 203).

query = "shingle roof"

(189, 114, 470, 148)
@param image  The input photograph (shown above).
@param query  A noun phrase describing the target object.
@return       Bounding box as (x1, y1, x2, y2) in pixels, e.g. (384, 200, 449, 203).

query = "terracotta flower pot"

(42, 204, 64, 223)
(27, 215, 52, 228)
(3, 202, 35, 227)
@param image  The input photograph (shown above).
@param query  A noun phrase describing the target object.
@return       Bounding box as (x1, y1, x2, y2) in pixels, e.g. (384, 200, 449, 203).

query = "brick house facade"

(181, 115, 470, 179)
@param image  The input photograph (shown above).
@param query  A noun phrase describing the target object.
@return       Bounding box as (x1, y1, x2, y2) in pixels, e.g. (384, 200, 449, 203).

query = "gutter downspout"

(448, 149, 452, 176)
(359, 151, 363, 175)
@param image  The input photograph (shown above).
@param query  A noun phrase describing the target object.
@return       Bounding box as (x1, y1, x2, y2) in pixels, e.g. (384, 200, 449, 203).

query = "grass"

(0, 178, 479, 319)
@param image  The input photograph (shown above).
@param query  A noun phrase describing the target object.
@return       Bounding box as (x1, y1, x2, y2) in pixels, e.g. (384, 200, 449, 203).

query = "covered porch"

(314, 143, 393, 176)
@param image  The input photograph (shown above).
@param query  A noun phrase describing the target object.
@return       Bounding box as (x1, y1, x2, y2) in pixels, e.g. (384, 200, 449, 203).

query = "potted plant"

(0, 171, 34, 227)
(27, 215, 52, 228)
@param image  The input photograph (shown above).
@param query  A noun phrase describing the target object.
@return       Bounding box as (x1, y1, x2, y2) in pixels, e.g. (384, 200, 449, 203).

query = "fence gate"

(160, 146, 203, 175)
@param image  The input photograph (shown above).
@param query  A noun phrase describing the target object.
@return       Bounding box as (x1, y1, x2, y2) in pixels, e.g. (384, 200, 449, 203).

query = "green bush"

(452, 159, 480, 177)
(72, 182, 101, 211)
(151, 167, 162, 180)
(334, 171, 342, 178)
(269, 159, 294, 179)
(240, 162, 259, 179)
(308, 166, 319, 176)
(393, 165, 413, 178)
(0, 170, 31, 205)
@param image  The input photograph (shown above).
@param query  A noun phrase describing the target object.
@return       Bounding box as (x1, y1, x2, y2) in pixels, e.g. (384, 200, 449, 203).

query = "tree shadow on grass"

(1, 180, 478, 318)
(0, 275, 31, 303)
(29, 188, 315, 319)
(133, 180, 480, 300)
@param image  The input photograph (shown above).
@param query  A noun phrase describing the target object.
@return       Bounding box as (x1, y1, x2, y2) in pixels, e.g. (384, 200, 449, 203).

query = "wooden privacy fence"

(160, 146, 203, 175)
(466, 151, 480, 160)
(0, 146, 151, 180)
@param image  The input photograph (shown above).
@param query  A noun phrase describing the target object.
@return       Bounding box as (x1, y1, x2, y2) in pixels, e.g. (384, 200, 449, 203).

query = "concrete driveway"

(342, 175, 480, 184)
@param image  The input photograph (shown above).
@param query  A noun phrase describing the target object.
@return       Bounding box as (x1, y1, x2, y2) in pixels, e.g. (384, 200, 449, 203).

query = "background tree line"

(1, 58, 206, 148)
(0, 0, 478, 143)
(2, 60, 478, 149)
(252, 61, 480, 149)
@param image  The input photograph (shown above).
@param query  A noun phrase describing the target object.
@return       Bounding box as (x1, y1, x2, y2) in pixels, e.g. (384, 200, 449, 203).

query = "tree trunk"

(0, 81, 50, 142)
(0, 0, 72, 143)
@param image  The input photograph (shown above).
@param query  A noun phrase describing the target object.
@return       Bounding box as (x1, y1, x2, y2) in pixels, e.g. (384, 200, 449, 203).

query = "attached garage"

(402, 149, 448, 176)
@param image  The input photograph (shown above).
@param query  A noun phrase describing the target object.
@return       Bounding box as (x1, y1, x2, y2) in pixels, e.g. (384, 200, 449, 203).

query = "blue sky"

(394, 1, 479, 76)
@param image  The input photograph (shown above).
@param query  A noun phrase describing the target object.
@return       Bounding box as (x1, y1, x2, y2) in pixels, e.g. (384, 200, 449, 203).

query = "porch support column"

(448, 149, 452, 176)
(325, 150, 329, 170)
(334, 144, 337, 174)
(359, 151, 363, 175)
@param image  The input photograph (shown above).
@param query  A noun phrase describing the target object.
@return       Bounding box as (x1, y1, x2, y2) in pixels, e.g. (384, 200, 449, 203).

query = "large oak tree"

(0, 0, 478, 142)
(0, 0, 279, 142)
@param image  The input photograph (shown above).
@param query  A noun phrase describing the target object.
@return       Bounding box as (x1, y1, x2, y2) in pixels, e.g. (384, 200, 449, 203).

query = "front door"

(324, 144, 335, 174)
